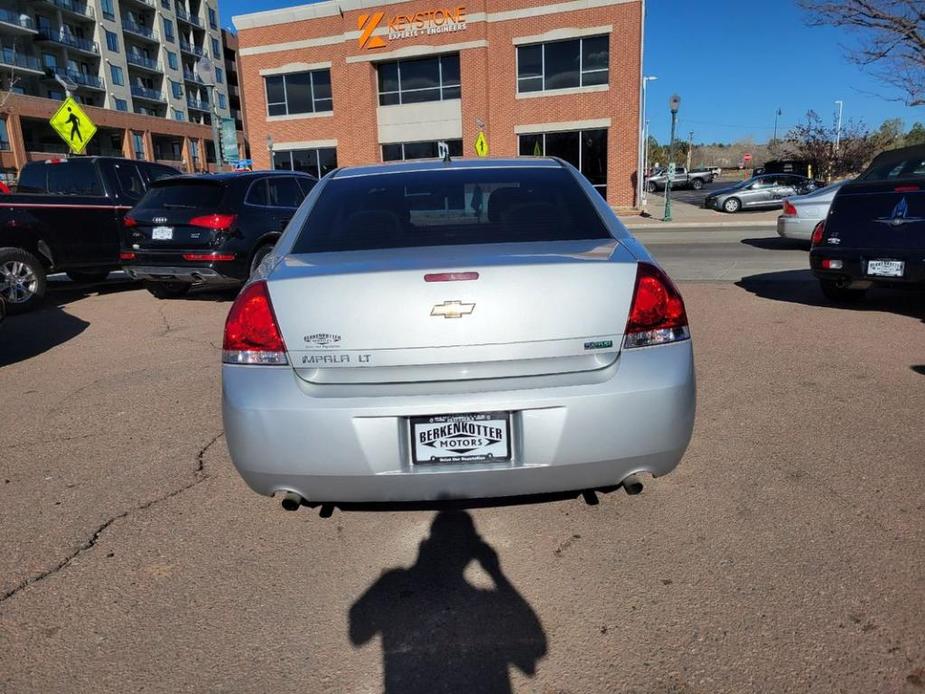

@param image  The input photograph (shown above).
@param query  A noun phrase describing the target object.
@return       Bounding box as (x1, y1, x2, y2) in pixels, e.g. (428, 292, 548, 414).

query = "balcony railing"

(126, 53, 161, 71)
(46, 66, 103, 89)
(186, 96, 209, 111)
(124, 0, 156, 7)
(179, 39, 204, 57)
(36, 30, 99, 54)
(175, 7, 201, 26)
(0, 8, 35, 30)
(121, 20, 158, 41)
(0, 48, 42, 71)
(131, 85, 165, 101)
(41, 0, 95, 20)
(182, 68, 206, 84)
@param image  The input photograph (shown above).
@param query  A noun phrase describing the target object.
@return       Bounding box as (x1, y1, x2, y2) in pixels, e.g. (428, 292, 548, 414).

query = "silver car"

(777, 181, 846, 241)
(222, 158, 696, 508)
(704, 173, 817, 213)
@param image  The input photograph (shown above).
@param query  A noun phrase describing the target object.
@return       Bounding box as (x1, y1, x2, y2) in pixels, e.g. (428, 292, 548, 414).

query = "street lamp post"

(663, 94, 681, 223)
(638, 75, 657, 209)
(266, 134, 274, 169)
(772, 107, 782, 148)
(834, 100, 844, 150)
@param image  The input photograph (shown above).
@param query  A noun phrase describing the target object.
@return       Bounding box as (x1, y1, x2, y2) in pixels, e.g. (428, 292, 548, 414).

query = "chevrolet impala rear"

(221, 159, 696, 508)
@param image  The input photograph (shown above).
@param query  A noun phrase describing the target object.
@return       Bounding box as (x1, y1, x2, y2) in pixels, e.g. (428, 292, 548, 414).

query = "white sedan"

(221, 158, 696, 509)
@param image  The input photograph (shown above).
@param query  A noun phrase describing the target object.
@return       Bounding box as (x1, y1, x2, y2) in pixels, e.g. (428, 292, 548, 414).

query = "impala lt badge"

(431, 300, 475, 319)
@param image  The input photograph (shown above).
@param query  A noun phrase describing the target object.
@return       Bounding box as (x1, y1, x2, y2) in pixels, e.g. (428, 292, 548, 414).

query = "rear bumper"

(777, 216, 817, 241)
(124, 265, 239, 283)
(810, 246, 925, 286)
(222, 340, 696, 503)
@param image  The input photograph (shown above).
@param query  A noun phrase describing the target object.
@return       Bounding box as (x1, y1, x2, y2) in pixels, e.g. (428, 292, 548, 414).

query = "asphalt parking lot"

(648, 179, 745, 208)
(1, 228, 924, 693)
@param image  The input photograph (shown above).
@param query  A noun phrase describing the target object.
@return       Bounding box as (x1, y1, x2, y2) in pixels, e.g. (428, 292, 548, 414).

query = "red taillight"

(782, 200, 797, 217)
(424, 272, 479, 282)
(811, 220, 826, 246)
(189, 213, 237, 230)
(119, 251, 136, 261)
(222, 281, 288, 365)
(894, 185, 920, 193)
(123, 215, 138, 228)
(623, 263, 689, 349)
(182, 252, 236, 262)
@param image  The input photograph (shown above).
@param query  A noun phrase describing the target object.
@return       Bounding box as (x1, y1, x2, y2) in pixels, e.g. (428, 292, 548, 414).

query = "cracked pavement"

(1, 239, 924, 692)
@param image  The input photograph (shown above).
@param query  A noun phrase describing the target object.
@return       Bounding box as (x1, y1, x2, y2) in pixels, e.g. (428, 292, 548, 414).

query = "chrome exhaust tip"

(622, 473, 644, 495)
(279, 491, 303, 511)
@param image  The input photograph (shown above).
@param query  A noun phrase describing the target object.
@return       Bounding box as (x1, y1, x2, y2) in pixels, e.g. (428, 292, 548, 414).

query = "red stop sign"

(743, 153, 752, 161)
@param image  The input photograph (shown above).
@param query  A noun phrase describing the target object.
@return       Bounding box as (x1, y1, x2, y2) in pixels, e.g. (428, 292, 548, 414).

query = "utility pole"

(663, 94, 681, 223)
(686, 130, 693, 170)
(637, 75, 657, 209)
(772, 107, 782, 149)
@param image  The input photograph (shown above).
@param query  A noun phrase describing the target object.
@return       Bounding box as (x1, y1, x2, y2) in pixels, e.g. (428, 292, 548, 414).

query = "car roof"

(155, 170, 316, 184)
(332, 157, 566, 179)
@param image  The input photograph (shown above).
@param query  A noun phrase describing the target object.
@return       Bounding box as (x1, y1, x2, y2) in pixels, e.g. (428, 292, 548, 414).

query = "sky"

(218, 0, 925, 145)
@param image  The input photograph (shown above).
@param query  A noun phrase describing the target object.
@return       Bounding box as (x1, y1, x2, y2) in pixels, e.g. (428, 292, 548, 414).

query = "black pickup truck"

(0, 157, 179, 313)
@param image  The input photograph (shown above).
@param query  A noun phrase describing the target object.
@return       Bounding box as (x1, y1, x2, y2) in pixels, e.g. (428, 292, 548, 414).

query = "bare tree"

(799, 0, 925, 106)
(784, 110, 876, 180)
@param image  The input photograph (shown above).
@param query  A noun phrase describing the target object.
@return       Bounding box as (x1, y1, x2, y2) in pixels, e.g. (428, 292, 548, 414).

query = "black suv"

(122, 171, 317, 298)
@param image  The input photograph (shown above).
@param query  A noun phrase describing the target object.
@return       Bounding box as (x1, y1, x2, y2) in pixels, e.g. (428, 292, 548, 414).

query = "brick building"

(233, 0, 643, 207)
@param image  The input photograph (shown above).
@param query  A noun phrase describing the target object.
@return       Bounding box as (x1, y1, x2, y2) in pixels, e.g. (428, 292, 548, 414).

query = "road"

(2, 229, 924, 693)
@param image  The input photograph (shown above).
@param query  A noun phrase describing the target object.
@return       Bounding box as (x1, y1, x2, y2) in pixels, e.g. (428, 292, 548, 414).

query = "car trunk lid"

(827, 182, 925, 250)
(267, 240, 638, 384)
(126, 178, 230, 250)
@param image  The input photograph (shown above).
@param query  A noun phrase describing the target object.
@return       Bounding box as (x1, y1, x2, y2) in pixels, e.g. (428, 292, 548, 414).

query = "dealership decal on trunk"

(304, 333, 341, 347)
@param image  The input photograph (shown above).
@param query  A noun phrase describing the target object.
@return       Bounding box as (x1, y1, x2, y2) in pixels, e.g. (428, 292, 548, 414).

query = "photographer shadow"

(349, 510, 547, 693)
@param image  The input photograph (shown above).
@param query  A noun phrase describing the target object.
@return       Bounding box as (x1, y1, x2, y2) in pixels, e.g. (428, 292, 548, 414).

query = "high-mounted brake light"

(119, 251, 136, 261)
(623, 263, 689, 349)
(782, 200, 797, 217)
(123, 215, 138, 228)
(424, 272, 479, 282)
(222, 281, 288, 365)
(189, 213, 237, 230)
(811, 220, 826, 246)
(894, 185, 920, 193)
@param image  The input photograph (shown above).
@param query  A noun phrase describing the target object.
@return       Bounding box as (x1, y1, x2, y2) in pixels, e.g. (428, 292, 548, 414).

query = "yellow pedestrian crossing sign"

(49, 97, 97, 154)
(474, 131, 488, 157)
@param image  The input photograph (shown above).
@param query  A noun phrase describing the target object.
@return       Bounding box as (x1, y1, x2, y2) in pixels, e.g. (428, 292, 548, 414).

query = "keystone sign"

(358, 6, 467, 49)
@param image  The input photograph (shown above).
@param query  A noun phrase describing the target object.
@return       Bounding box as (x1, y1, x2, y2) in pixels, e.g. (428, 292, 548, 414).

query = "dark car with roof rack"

(0, 156, 179, 313)
(121, 170, 317, 299)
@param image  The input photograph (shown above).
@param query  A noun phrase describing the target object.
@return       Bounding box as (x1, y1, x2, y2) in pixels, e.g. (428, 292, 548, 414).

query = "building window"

(110, 65, 124, 86)
(211, 37, 220, 58)
(0, 119, 9, 150)
(168, 79, 182, 98)
(115, 98, 128, 111)
(163, 18, 174, 42)
(208, 7, 217, 28)
(166, 51, 178, 70)
(42, 52, 57, 68)
(377, 54, 459, 106)
(214, 67, 223, 83)
(173, 109, 185, 121)
(272, 147, 337, 178)
(381, 139, 463, 162)
(101, 0, 115, 20)
(264, 69, 332, 116)
(516, 35, 609, 93)
(105, 30, 118, 52)
(518, 129, 608, 198)
(132, 132, 145, 159)
(216, 91, 226, 109)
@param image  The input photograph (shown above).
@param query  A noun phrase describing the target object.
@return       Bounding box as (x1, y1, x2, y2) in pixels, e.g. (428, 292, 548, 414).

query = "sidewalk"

(616, 195, 779, 229)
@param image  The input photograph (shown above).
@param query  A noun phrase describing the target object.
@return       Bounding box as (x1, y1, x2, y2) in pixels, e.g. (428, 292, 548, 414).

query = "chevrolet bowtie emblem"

(431, 300, 475, 319)
(874, 197, 924, 227)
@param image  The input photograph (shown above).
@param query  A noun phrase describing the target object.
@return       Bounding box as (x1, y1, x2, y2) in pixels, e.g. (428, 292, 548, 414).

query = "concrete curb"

(622, 220, 778, 230)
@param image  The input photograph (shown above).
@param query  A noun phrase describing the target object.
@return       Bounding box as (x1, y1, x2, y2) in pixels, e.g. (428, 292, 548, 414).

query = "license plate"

(867, 259, 904, 277)
(410, 412, 511, 464)
(151, 226, 173, 240)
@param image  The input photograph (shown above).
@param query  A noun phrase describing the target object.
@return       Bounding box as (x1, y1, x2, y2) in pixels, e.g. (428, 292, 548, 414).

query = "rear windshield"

(291, 167, 610, 253)
(134, 180, 225, 212)
(860, 150, 925, 182)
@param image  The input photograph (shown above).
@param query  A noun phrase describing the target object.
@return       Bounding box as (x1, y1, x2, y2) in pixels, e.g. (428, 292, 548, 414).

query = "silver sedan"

(221, 158, 696, 508)
(777, 181, 846, 241)
(704, 174, 817, 213)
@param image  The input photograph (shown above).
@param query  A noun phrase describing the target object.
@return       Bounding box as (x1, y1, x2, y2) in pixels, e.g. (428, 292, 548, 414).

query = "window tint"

(246, 179, 269, 205)
(46, 160, 103, 195)
(273, 147, 336, 178)
(143, 163, 180, 182)
(267, 177, 303, 207)
(861, 150, 925, 181)
(291, 168, 609, 254)
(113, 163, 146, 200)
(135, 181, 225, 211)
(297, 177, 316, 196)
